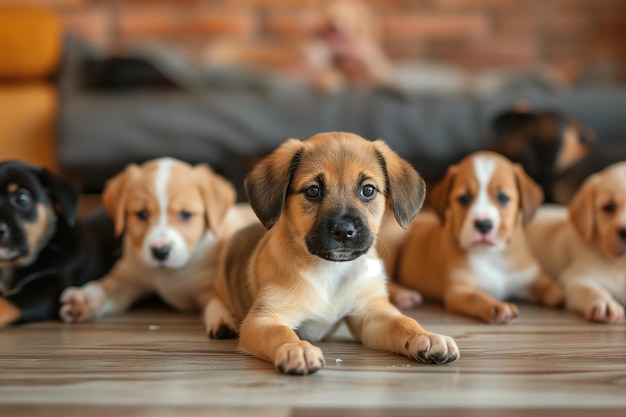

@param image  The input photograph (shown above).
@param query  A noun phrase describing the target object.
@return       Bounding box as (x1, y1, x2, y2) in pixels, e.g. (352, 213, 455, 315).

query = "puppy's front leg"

(444, 282, 519, 324)
(565, 281, 624, 323)
(59, 273, 147, 323)
(529, 271, 564, 307)
(347, 296, 459, 364)
(239, 310, 325, 375)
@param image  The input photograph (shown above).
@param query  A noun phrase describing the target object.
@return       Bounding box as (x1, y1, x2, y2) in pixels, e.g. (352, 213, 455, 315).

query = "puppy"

(59, 158, 255, 333)
(488, 104, 596, 204)
(304, 0, 391, 92)
(382, 151, 564, 324)
(0, 161, 116, 327)
(526, 162, 626, 323)
(206, 132, 459, 375)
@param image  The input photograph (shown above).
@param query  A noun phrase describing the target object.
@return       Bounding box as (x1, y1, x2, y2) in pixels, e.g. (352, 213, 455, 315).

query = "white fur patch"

(459, 156, 501, 250)
(468, 252, 538, 300)
(141, 158, 191, 268)
(294, 256, 386, 342)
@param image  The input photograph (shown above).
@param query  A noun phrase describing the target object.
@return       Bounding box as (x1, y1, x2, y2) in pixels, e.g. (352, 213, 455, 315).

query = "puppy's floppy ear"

(568, 174, 597, 244)
(103, 164, 140, 237)
(37, 168, 79, 226)
(244, 139, 304, 230)
(429, 165, 458, 224)
(194, 164, 236, 235)
(373, 140, 425, 230)
(514, 164, 544, 225)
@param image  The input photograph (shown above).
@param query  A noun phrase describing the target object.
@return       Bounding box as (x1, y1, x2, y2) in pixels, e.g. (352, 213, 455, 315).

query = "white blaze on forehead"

(155, 159, 172, 227)
(142, 158, 191, 268)
(458, 155, 501, 250)
(472, 156, 496, 216)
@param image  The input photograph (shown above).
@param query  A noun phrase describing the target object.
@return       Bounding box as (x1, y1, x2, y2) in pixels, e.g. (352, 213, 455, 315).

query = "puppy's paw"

(59, 287, 100, 323)
(204, 299, 239, 339)
(392, 288, 423, 310)
(488, 302, 519, 324)
(585, 299, 624, 323)
(406, 332, 459, 365)
(274, 341, 325, 375)
(207, 318, 239, 340)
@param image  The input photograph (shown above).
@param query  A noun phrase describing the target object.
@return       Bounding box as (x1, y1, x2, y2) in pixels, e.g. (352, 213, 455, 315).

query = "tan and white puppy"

(59, 158, 256, 334)
(527, 162, 626, 323)
(383, 151, 563, 324)
(206, 132, 459, 375)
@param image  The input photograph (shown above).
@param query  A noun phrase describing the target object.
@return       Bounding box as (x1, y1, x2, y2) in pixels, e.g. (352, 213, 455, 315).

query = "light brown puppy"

(59, 157, 256, 335)
(527, 162, 626, 323)
(383, 151, 563, 324)
(206, 132, 459, 375)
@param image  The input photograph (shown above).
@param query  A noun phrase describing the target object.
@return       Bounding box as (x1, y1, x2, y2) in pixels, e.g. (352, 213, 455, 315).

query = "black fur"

(305, 209, 373, 262)
(0, 161, 118, 325)
(488, 108, 595, 203)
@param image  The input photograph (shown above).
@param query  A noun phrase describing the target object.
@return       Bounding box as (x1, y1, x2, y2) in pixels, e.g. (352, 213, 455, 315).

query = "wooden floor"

(1, 301, 625, 417)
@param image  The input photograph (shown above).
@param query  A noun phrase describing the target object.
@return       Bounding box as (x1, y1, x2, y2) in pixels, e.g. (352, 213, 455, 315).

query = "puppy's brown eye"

(10, 189, 33, 211)
(136, 210, 149, 220)
(457, 193, 471, 206)
(496, 192, 510, 206)
(360, 184, 376, 199)
(304, 185, 321, 200)
(179, 210, 192, 221)
(602, 202, 616, 214)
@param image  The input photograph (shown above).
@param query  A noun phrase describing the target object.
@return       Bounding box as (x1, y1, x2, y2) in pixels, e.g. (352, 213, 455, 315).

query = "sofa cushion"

(0, 5, 61, 80)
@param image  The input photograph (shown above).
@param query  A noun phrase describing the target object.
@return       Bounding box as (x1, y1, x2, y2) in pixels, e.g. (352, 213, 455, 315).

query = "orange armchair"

(0, 5, 62, 171)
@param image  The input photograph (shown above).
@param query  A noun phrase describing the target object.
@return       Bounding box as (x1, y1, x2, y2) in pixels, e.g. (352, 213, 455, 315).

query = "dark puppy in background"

(488, 103, 596, 204)
(0, 161, 117, 327)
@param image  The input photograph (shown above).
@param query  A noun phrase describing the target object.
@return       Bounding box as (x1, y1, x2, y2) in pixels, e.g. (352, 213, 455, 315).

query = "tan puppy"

(59, 157, 256, 335)
(527, 162, 626, 323)
(206, 132, 459, 375)
(383, 151, 563, 324)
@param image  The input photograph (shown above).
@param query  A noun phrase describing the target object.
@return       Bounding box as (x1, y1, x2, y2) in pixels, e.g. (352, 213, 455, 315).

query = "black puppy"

(0, 161, 117, 326)
(488, 104, 596, 203)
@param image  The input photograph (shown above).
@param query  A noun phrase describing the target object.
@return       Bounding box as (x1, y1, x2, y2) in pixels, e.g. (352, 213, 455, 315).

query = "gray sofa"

(57, 39, 626, 198)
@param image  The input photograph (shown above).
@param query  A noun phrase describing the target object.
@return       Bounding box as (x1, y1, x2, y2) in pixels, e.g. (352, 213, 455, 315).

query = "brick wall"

(6, 0, 626, 81)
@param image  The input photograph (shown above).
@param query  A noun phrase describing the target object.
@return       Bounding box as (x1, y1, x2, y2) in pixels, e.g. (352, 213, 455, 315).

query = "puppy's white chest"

(468, 253, 537, 300)
(296, 257, 384, 342)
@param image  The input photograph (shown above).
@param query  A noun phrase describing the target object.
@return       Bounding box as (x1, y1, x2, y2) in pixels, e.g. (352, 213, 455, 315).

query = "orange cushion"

(0, 5, 62, 80)
(0, 83, 58, 171)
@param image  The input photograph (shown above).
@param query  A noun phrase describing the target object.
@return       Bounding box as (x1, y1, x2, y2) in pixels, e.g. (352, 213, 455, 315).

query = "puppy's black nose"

(330, 219, 357, 241)
(474, 219, 493, 234)
(618, 228, 626, 242)
(151, 245, 171, 261)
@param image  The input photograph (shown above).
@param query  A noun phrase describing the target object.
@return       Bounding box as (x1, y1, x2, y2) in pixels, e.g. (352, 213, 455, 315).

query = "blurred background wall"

(15, 0, 626, 84)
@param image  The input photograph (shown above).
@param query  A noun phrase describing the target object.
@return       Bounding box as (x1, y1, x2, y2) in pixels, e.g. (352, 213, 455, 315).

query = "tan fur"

(527, 162, 626, 323)
(18, 203, 55, 267)
(383, 151, 563, 324)
(59, 158, 256, 332)
(0, 298, 20, 327)
(207, 132, 459, 375)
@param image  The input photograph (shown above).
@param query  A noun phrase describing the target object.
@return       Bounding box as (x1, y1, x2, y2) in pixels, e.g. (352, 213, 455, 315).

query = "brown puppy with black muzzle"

(206, 131, 460, 375)
(382, 151, 564, 324)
